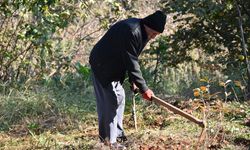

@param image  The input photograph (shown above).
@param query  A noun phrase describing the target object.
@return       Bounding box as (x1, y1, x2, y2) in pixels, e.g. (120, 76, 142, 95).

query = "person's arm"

(120, 27, 154, 100)
(121, 28, 148, 93)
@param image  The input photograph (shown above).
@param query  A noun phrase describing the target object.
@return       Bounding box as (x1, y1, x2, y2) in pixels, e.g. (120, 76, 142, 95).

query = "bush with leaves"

(159, 0, 250, 94)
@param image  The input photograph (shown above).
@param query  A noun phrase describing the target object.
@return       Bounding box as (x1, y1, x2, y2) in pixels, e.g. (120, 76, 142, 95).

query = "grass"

(0, 83, 249, 150)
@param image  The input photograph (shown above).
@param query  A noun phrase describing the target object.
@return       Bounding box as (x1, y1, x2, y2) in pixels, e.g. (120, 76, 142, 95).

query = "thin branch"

(153, 49, 160, 85)
(5, 43, 33, 70)
(79, 27, 102, 42)
(1, 8, 19, 47)
(73, 19, 96, 36)
(235, 0, 250, 95)
(0, 16, 7, 29)
(237, 0, 250, 18)
(4, 16, 23, 51)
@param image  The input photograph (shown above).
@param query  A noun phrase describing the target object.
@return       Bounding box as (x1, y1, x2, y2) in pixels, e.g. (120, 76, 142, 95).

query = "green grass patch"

(0, 83, 249, 149)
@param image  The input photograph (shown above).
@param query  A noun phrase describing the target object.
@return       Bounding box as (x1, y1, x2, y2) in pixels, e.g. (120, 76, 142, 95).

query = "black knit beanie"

(142, 10, 166, 33)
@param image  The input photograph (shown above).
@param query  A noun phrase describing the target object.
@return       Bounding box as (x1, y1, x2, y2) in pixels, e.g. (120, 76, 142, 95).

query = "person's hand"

(130, 83, 139, 94)
(142, 89, 154, 101)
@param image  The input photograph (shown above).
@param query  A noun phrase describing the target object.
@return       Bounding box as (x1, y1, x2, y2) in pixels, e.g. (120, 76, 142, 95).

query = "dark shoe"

(117, 135, 127, 143)
(110, 143, 126, 150)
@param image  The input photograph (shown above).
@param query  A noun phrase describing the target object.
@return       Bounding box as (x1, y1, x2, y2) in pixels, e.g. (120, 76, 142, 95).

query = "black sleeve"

(121, 27, 148, 93)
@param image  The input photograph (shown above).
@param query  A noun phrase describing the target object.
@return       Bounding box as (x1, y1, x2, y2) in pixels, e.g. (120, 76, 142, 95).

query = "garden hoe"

(151, 95, 205, 128)
(131, 94, 207, 147)
(151, 95, 207, 148)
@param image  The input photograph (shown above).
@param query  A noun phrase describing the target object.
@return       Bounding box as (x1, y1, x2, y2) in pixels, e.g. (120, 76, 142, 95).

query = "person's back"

(89, 18, 148, 87)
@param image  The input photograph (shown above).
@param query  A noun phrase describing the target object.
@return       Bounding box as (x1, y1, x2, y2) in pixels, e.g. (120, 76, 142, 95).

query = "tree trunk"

(236, 1, 250, 99)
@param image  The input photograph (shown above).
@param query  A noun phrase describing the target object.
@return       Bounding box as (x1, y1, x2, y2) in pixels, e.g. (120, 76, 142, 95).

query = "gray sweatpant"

(92, 73, 125, 144)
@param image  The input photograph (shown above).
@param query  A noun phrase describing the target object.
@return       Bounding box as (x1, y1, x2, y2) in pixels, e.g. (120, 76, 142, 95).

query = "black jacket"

(89, 18, 149, 93)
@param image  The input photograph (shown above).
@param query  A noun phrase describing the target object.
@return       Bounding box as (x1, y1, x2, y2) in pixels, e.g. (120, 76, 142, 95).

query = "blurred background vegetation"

(0, 0, 249, 149)
(1, 0, 249, 97)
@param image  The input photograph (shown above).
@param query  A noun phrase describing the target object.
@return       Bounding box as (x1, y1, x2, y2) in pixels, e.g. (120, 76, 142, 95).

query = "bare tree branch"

(238, 0, 250, 18)
(235, 0, 250, 96)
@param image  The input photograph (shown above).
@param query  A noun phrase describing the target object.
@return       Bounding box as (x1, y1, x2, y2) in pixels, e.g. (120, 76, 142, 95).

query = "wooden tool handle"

(151, 95, 205, 128)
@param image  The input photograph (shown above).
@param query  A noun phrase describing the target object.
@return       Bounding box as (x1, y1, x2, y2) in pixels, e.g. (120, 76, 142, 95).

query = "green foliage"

(136, 0, 250, 97)
(75, 62, 91, 81)
(0, 0, 141, 87)
(0, 0, 77, 84)
(160, 0, 250, 74)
